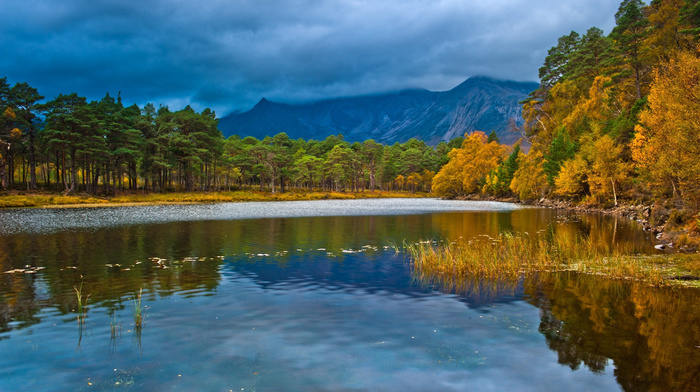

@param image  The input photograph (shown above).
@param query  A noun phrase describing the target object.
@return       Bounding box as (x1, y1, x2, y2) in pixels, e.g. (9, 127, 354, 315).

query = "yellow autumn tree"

(632, 48, 700, 204)
(588, 134, 630, 205)
(510, 149, 548, 200)
(561, 76, 614, 136)
(421, 169, 435, 193)
(643, 0, 693, 63)
(522, 80, 586, 149)
(554, 155, 589, 198)
(432, 131, 506, 198)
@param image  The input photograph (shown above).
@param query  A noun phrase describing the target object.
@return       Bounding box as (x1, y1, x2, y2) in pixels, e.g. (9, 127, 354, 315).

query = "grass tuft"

(73, 282, 90, 326)
(406, 232, 700, 288)
(133, 288, 145, 331)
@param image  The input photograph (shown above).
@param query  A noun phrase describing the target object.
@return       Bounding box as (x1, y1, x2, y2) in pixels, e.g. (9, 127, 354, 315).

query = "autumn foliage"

(633, 49, 700, 205)
(432, 0, 700, 226)
(432, 131, 506, 198)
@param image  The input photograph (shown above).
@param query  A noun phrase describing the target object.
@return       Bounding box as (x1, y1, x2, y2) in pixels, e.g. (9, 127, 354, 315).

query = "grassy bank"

(406, 232, 700, 288)
(0, 190, 430, 208)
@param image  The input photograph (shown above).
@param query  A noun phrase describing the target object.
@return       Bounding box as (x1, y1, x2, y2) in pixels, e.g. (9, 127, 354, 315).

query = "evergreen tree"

(543, 131, 578, 186)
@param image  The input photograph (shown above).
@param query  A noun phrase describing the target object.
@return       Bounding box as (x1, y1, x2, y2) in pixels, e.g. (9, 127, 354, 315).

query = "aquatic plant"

(110, 312, 121, 339)
(133, 288, 145, 331)
(73, 282, 90, 326)
(406, 232, 692, 287)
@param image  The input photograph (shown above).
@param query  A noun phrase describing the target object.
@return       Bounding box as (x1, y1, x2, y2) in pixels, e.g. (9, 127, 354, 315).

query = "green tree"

(486, 130, 500, 144)
(483, 144, 520, 196)
(544, 131, 578, 186)
(539, 31, 581, 90)
(41, 93, 98, 193)
(9, 82, 44, 189)
(361, 139, 384, 190)
(610, 0, 649, 100)
(568, 27, 614, 81)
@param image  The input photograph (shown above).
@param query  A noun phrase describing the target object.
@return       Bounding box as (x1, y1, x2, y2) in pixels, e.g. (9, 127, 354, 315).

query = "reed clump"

(407, 232, 695, 287)
(133, 288, 145, 331)
(73, 282, 90, 326)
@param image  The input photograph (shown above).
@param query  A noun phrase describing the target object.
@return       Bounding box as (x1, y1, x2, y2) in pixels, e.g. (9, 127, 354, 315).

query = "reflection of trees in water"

(432, 209, 654, 253)
(525, 273, 700, 392)
(0, 214, 443, 333)
(0, 273, 42, 336)
(0, 221, 225, 334)
(413, 272, 524, 306)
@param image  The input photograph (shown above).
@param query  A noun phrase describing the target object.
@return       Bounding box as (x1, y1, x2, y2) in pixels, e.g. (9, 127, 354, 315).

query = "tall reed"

(406, 232, 669, 286)
(73, 282, 90, 326)
(133, 288, 144, 331)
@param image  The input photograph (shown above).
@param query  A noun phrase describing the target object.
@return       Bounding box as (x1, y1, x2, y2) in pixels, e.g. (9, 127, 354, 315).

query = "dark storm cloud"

(2, 0, 620, 115)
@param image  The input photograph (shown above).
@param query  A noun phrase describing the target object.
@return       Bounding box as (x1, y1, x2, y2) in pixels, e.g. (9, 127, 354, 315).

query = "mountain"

(218, 76, 539, 146)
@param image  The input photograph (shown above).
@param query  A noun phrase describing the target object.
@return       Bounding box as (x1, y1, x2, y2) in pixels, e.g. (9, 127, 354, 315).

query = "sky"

(2, 0, 622, 116)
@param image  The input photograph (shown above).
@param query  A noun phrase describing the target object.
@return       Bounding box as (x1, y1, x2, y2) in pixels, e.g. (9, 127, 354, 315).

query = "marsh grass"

(107, 190, 431, 204)
(406, 232, 699, 287)
(0, 194, 108, 208)
(0, 190, 427, 208)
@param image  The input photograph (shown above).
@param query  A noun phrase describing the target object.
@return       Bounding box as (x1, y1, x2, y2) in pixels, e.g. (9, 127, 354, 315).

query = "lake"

(0, 198, 697, 391)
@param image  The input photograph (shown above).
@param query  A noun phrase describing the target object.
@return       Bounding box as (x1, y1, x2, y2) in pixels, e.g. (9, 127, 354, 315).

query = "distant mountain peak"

(254, 97, 271, 107)
(219, 78, 538, 146)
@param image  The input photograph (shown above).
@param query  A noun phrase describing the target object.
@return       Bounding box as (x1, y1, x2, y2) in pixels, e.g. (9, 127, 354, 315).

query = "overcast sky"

(2, 0, 622, 116)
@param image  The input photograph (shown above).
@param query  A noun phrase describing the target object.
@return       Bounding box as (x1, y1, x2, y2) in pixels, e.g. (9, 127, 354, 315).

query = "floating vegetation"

(4, 265, 46, 274)
(406, 232, 698, 287)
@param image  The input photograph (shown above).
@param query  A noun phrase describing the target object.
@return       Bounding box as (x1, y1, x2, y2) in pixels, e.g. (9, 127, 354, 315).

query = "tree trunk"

(610, 177, 618, 206)
(0, 142, 8, 189)
(29, 130, 37, 190)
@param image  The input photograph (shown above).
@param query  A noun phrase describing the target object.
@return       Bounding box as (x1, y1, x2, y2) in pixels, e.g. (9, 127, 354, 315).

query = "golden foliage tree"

(632, 48, 700, 205)
(588, 134, 630, 205)
(432, 131, 506, 198)
(554, 155, 589, 198)
(510, 149, 548, 200)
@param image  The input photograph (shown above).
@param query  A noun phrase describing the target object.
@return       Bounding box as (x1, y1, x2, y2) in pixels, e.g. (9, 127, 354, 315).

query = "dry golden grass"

(406, 232, 700, 288)
(0, 194, 109, 208)
(0, 190, 429, 208)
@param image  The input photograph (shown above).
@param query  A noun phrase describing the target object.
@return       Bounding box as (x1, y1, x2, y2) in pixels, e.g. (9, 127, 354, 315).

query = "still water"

(0, 199, 697, 391)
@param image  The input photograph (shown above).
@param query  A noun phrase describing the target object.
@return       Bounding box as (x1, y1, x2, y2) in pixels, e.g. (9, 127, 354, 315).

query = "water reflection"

(525, 273, 700, 392)
(0, 206, 655, 335)
(1, 201, 686, 392)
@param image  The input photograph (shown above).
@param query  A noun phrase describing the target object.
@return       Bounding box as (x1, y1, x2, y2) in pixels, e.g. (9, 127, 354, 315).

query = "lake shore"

(438, 194, 700, 288)
(0, 189, 431, 209)
(458, 194, 700, 254)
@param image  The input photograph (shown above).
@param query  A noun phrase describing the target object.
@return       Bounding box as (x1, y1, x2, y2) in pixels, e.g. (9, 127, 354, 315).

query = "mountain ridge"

(218, 76, 539, 145)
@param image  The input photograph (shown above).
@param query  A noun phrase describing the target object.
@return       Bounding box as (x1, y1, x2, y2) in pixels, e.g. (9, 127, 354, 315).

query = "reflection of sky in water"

(0, 198, 521, 235)
(0, 251, 622, 392)
(0, 199, 659, 391)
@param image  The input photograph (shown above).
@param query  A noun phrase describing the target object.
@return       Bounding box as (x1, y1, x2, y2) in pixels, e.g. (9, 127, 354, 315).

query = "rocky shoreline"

(461, 194, 699, 253)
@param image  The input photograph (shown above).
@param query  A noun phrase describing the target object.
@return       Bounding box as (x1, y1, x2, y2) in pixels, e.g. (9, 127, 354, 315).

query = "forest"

(0, 82, 462, 195)
(433, 0, 700, 218)
(1, 0, 700, 223)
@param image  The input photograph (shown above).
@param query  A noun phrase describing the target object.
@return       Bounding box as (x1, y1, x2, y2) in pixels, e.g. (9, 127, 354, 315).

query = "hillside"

(218, 76, 538, 145)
